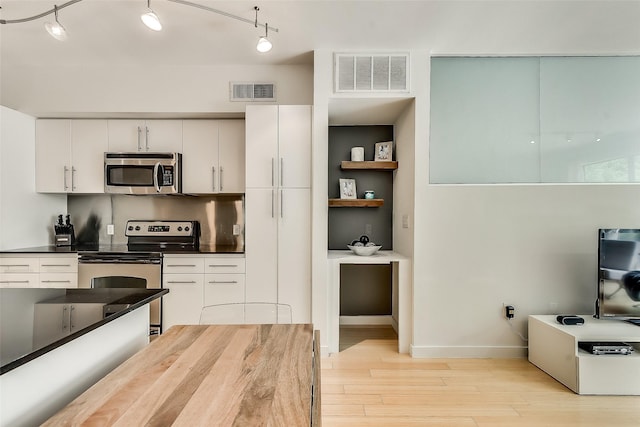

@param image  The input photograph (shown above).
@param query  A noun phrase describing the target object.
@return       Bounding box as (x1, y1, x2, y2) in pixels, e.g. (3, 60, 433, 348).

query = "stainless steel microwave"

(104, 152, 182, 194)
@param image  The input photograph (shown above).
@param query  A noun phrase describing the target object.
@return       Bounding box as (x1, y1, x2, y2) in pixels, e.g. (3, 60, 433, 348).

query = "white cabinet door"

(35, 119, 71, 192)
(144, 120, 182, 152)
(245, 188, 278, 304)
(162, 274, 204, 331)
(107, 119, 146, 152)
(204, 273, 245, 305)
(245, 105, 278, 188)
(218, 120, 245, 193)
(71, 120, 108, 193)
(279, 105, 312, 188)
(182, 120, 219, 193)
(108, 120, 182, 152)
(278, 188, 311, 323)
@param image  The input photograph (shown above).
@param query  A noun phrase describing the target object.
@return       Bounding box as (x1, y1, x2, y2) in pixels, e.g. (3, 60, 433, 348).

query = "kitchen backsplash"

(67, 194, 244, 250)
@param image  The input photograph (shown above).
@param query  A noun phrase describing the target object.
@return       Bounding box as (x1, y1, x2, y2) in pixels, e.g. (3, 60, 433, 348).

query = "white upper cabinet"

(278, 106, 312, 188)
(218, 120, 245, 193)
(36, 119, 107, 193)
(182, 120, 245, 194)
(245, 105, 311, 189)
(107, 119, 182, 153)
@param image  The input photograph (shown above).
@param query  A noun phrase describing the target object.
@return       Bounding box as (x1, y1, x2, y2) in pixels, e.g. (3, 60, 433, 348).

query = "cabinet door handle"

(41, 280, 72, 283)
(145, 126, 150, 151)
(220, 167, 224, 191)
(167, 280, 197, 284)
(208, 264, 239, 268)
(208, 280, 238, 284)
(271, 158, 275, 186)
(166, 264, 197, 267)
(280, 189, 284, 218)
(41, 264, 71, 267)
(137, 126, 142, 151)
(0, 280, 30, 283)
(62, 306, 69, 330)
(271, 189, 275, 218)
(63, 166, 69, 190)
(3, 264, 30, 268)
(212, 166, 216, 191)
(71, 167, 77, 191)
(280, 157, 284, 187)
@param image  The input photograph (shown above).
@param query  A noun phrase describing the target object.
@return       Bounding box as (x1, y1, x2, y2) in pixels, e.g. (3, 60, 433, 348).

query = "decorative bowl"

(347, 245, 382, 256)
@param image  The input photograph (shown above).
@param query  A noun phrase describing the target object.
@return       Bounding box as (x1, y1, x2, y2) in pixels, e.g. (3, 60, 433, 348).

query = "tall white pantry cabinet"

(245, 105, 312, 323)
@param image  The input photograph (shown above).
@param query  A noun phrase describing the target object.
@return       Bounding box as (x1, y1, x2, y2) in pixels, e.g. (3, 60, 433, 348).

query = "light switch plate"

(107, 224, 115, 235)
(402, 214, 409, 229)
(233, 224, 242, 235)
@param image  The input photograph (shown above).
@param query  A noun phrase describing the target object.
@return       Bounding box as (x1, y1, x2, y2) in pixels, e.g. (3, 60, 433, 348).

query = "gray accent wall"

(328, 125, 394, 250)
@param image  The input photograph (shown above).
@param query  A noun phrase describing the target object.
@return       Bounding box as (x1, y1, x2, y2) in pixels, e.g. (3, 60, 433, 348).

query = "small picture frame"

(374, 141, 393, 161)
(339, 178, 357, 199)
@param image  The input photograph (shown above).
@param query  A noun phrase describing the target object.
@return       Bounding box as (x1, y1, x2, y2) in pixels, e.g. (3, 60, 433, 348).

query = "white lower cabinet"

(162, 254, 245, 331)
(33, 303, 104, 348)
(0, 254, 78, 288)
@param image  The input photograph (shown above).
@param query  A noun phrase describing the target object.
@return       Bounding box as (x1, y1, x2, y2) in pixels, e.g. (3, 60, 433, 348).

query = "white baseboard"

(410, 345, 528, 358)
(339, 315, 394, 326)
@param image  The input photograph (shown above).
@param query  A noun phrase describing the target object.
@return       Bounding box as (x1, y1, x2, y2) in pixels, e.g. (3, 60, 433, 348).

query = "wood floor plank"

(322, 326, 640, 427)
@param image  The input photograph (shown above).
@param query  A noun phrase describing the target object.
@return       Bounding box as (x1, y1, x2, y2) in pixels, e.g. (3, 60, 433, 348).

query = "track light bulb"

(141, 0, 162, 31)
(257, 36, 272, 53)
(44, 5, 67, 41)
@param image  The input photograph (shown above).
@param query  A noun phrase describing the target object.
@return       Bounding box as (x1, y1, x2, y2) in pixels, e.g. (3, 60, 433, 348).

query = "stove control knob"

(127, 226, 133, 231)
(135, 226, 141, 231)
(185, 226, 190, 232)
(177, 226, 183, 231)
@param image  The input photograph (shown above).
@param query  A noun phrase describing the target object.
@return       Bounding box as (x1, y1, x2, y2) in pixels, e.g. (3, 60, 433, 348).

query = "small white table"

(528, 315, 640, 395)
(327, 250, 411, 354)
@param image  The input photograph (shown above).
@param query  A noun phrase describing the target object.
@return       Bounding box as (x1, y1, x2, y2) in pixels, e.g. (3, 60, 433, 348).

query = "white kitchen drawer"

(40, 257, 78, 273)
(162, 273, 205, 330)
(204, 274, 245, 305)
(0, 273, 40, 288)
(163, 257, 205, 274)
(0, 258, 39, 273)
(40, 273, 78, 288)
(204, 257, 245, 274)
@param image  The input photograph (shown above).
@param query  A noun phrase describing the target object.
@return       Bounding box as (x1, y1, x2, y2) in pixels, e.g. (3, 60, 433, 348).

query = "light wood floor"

(321, 326, 640, 427)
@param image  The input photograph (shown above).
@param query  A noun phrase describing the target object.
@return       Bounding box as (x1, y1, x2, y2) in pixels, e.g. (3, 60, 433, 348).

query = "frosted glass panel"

(430, 57, 540, 183)
(539, 57, 640, 183)
(430, 56, 640, 184)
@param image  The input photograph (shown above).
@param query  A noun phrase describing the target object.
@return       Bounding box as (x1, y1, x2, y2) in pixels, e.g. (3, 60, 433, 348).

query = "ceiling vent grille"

(230, 82, 276, 102)
(334, 53, 409, 93)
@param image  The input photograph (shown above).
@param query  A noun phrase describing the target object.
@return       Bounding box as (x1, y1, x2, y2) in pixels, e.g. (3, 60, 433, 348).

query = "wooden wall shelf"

(340, 161, 398, 170)
(328, 199, 384, 208)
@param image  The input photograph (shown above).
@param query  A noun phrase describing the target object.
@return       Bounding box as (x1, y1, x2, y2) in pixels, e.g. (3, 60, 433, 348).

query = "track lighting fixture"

(254, 7, 272, 53)
(141, 0, 162, 31)
(44, 5, 68, 41)
(0, 0, 278, 52)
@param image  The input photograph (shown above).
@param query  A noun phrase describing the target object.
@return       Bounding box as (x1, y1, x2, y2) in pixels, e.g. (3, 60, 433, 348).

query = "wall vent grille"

(230, 82, 276, 101)
(334, 53, 409, 93)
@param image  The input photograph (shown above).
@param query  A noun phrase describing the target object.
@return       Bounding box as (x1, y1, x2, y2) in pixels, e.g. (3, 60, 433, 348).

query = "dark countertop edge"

(0, 245, 244, 255)
(0, 288, 168, 376)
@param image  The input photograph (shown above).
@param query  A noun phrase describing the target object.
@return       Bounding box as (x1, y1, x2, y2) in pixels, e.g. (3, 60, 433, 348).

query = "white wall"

(0, 106, 66, 249)
(313, 1, 640, 357)
(1, 64, 313, 117)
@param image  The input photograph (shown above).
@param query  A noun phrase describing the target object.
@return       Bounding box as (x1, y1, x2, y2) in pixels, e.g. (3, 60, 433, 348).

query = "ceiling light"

(141, 0, 162, 31)
(44, 5, 68, 41)
(254, 7, 272, 53)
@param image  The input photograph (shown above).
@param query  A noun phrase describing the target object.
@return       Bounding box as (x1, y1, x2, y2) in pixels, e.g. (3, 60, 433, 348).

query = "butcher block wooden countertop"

(43, 324, 320, 427)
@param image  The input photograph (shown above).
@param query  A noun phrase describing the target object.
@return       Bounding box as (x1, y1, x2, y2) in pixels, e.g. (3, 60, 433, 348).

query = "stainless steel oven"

(78, 252, 162, 335)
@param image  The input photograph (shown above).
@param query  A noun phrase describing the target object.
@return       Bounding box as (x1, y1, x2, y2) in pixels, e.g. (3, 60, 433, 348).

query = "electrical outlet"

(106, 224, 115, 235)
(505, 305, 515, 319)
(232, 224, 241, 236)
(402, 214, 409, 229)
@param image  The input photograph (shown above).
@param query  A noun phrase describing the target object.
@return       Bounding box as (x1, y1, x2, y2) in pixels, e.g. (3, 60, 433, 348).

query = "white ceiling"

(3, 0, 638, 70)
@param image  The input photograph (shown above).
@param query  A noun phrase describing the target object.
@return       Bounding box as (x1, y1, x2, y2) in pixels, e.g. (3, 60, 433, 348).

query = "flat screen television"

(596, 228, 640, 320)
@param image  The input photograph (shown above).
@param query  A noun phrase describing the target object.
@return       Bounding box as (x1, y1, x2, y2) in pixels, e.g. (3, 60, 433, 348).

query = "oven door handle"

(79, 258, 161, 264)
(153, 162, 162, 193)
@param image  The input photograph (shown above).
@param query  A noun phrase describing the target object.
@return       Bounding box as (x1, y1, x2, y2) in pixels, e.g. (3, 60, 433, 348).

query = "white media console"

(528, 315, 640, 395)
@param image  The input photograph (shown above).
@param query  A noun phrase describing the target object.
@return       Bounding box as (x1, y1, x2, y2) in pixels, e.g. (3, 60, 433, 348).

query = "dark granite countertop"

(0, 244, 244, 255)
(0, 288, 168, 375)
